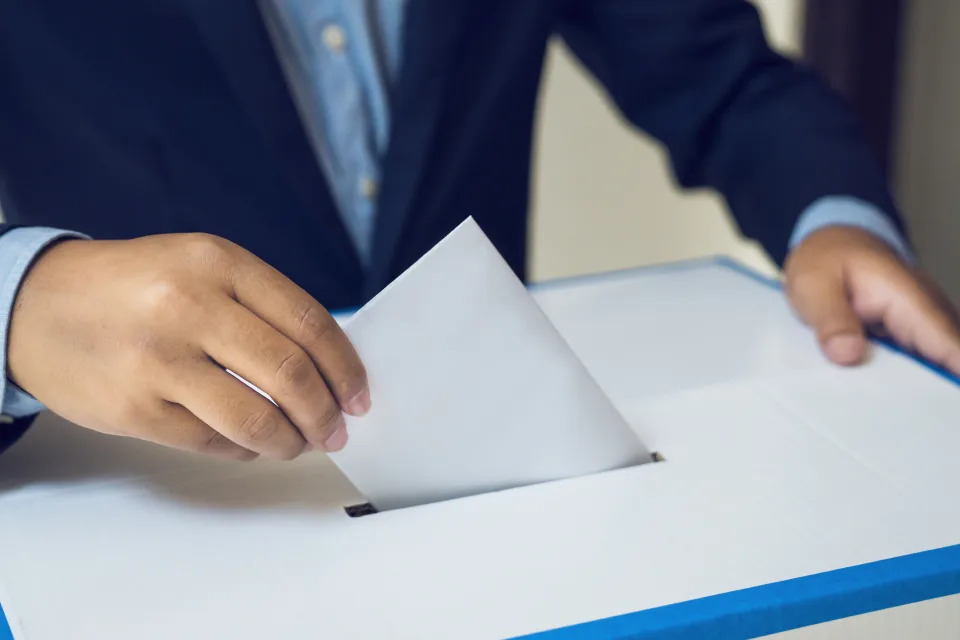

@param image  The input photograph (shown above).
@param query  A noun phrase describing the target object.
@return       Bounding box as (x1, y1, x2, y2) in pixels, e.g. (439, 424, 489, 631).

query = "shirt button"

(360, 177, 379, 200)
(322, 24, 347, 53)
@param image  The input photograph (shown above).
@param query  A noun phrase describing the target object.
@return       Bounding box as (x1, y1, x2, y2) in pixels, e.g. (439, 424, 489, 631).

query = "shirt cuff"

(789, 196, 914, 263)
(0, 227, 89, 420)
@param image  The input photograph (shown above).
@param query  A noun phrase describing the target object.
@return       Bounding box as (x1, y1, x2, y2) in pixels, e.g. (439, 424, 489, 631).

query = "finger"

(226, 255, 369, 416)
(172, 361, 308, 460)
(787, 267, 867, 366)
(874, 276, 960, 376)
(200, 301, 348, 452)
(141, 402, 258, 461)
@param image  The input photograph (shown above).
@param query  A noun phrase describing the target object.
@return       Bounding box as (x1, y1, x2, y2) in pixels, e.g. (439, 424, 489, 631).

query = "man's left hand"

(784, 226, 960, 375)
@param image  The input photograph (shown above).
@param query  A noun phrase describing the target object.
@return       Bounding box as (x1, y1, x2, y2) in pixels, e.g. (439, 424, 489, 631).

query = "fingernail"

(343, 387, 371, 417)
(323, 425, 348, 452)
(825, 334, 866, 366)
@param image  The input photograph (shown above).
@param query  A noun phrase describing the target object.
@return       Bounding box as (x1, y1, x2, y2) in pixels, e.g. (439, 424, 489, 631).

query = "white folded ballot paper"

(333, 217, 651, 511)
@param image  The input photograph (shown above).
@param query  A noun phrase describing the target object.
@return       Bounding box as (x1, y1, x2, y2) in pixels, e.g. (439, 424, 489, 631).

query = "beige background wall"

(528, 0, 801, 283)
(895, 1, 960, 304)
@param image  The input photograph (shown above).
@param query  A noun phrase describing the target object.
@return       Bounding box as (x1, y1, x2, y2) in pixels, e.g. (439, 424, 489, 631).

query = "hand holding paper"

(7, 233, 368, 461)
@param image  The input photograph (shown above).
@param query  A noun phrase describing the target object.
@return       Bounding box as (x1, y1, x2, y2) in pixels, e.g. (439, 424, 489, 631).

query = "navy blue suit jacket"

(0, 0, 899, 453)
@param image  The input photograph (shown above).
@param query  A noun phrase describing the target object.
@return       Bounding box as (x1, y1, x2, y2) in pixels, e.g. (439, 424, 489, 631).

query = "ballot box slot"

(344, 502, 380, 518)
(343, 451, 666, 518)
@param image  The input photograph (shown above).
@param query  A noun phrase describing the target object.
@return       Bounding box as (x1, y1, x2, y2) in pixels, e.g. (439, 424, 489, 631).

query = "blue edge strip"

(2, 256, 959, 640)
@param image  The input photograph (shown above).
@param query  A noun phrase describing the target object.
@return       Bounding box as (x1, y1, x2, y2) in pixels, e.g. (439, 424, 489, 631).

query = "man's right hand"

(7, 233, 369, 461)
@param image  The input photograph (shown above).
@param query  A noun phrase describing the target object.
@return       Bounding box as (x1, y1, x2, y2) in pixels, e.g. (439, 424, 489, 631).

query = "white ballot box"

(1, 256, 959, 639)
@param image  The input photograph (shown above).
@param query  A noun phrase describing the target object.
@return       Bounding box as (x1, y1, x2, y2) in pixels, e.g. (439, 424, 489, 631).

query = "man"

(0, 1, 957, 462)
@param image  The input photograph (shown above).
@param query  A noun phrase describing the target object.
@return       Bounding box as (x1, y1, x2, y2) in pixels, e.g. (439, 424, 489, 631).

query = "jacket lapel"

(182, 0, 361, 272)
(367, 0, 468, 291)
(183, 0, 467, 293)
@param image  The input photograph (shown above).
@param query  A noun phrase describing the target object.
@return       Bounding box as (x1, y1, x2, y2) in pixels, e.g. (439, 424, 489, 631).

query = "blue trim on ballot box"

(2, 256, 959, 640)
(512, 543, 960, 639)
(0, 602, 11, 640)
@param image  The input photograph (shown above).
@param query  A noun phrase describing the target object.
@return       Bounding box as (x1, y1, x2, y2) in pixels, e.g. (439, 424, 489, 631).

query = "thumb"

(787, 269, 867, 366)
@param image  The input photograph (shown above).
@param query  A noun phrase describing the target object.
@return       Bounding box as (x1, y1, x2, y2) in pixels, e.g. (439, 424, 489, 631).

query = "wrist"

(789, 196, 913, 264)
(0, 228, 89, 418)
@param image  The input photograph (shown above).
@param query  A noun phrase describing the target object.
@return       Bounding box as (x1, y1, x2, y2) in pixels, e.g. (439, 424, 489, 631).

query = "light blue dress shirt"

(259, 0, 406, 262)
(0, 1, 912, 419)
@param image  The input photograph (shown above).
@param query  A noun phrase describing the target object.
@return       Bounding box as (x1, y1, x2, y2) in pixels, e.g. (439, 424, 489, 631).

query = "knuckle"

(317, 403, 343, 430)
(234, 407, 302, 460)
(197, 430, 235, 454)
(294, 302, 334, 344)
(181, 233, 232, 266)
(111, 396, 169, 438)
(138, 275, 214, 330)
(275, 351, 316, 394)
(195, 431, 258, 461)
(237, 407, 281, 444)
(140, 276, 192, 316)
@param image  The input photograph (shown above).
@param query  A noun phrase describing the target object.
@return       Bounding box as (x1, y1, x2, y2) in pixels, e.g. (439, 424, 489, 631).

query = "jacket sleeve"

(557, 0, 901, 265)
